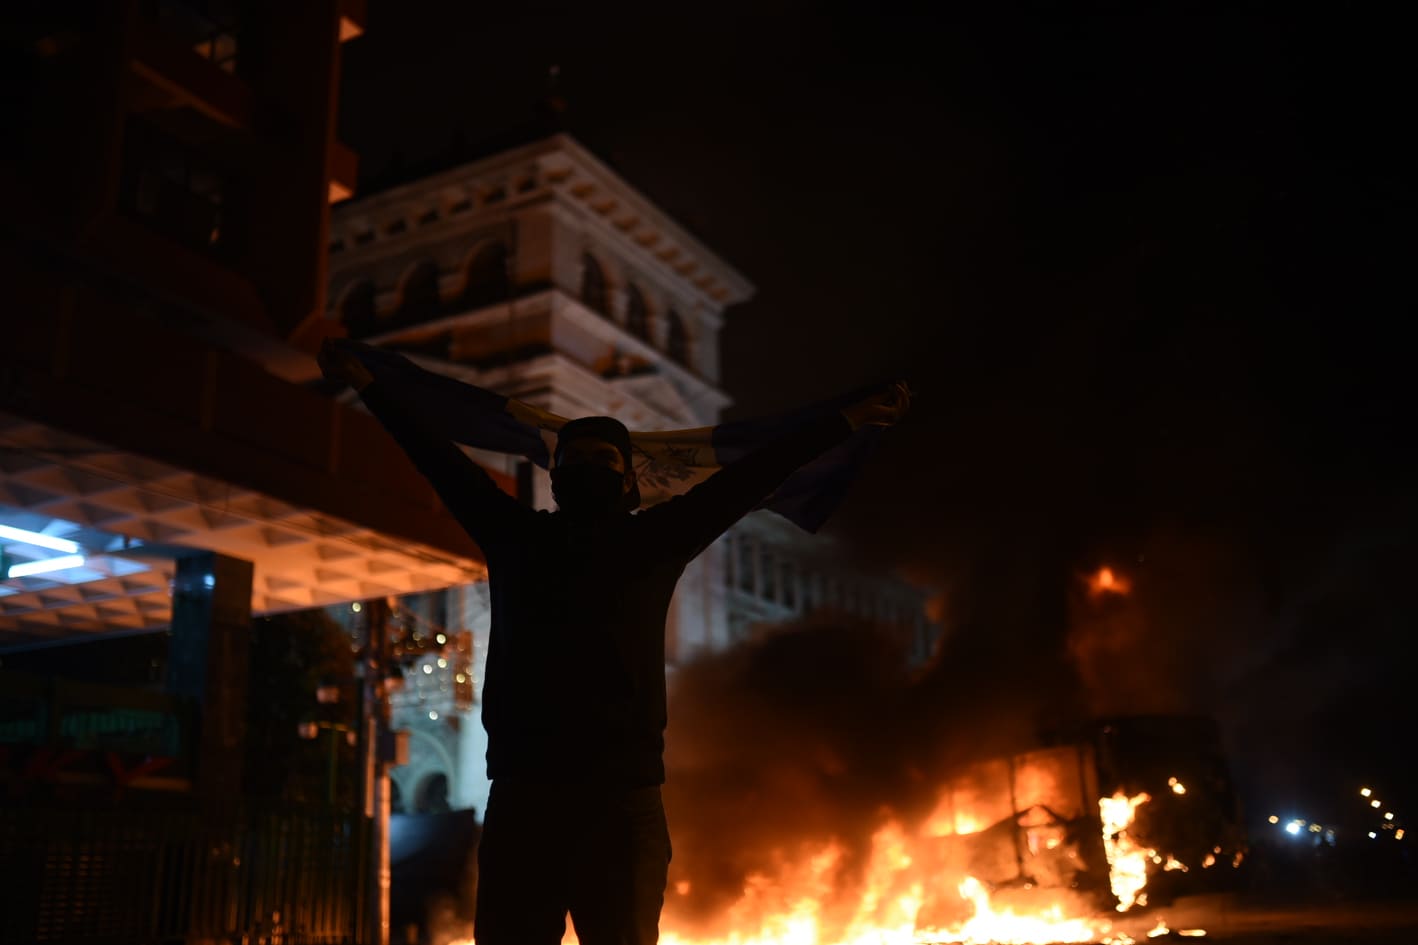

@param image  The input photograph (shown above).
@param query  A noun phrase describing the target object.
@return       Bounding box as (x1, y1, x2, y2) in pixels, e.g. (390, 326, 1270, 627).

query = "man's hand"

(842, 381, 911, 431)
(318, 339, 375, 392)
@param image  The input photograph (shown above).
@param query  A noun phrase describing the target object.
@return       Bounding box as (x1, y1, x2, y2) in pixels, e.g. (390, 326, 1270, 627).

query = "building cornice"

(330, 134, 755, 311)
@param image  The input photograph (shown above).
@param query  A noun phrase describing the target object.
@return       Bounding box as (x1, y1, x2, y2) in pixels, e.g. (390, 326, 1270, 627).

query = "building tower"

(325, 133, 935, 818)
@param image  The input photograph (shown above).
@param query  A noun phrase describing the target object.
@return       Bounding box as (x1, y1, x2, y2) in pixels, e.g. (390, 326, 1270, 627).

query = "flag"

(333, 340, 886, 533)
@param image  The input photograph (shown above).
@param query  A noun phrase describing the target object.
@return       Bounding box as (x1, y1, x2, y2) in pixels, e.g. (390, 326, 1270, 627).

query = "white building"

(324, 133, 934, 817)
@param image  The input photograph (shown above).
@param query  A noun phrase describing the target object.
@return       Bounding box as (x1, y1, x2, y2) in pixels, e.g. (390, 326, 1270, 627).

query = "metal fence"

(0, 803, 370, 945)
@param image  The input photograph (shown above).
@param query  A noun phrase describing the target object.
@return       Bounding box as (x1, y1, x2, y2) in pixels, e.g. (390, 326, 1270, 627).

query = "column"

(166, 550, 253, 799)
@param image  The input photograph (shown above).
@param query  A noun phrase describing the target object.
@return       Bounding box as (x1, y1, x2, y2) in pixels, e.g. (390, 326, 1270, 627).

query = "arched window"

(625, 284, 650, 341)
(666, 309, 689, 364)
(414, 772, 450, 814)
(462, 241, 509, 308)
(580, 252, 608, 315)
(398, 260, 440, 319)
(339, 280, 377, 338)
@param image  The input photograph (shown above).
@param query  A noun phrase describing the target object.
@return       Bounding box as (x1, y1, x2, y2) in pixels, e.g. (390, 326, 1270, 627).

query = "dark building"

(0, 4, 489, 943)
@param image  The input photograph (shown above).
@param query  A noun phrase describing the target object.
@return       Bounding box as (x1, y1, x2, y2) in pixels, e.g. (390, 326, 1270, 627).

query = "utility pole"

(360, 597, 394, 945)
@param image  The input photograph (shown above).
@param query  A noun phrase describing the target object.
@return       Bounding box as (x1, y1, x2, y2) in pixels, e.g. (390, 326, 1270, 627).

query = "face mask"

(551, 464, 625, 513)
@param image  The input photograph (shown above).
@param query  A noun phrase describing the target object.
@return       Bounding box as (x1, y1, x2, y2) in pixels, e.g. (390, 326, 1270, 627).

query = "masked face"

(551, 463, 625, 513)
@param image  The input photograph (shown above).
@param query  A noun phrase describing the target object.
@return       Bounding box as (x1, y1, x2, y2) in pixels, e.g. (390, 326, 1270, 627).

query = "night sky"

(339, 4, 1415, 822)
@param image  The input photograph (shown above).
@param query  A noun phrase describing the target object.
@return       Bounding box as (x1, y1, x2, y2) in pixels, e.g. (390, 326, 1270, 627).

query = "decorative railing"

(0, 802, 371, 944)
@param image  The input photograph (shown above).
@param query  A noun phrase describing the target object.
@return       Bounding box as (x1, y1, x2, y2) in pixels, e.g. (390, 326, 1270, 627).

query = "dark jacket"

(359, 382, 852, 786)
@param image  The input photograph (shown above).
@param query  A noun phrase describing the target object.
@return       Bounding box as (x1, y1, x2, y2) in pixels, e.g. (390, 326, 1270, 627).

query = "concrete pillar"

(166, 551, 253, 799)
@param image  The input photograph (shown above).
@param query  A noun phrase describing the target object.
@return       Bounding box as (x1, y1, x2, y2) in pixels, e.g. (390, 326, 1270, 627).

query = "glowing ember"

(1099, 792, 1153, 912)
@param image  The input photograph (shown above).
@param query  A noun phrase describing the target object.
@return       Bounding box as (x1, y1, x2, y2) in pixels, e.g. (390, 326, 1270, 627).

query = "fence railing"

(0, 802, 370, 945)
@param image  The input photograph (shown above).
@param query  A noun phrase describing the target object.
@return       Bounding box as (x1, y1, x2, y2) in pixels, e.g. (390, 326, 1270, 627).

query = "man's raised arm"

(319, 340, 531, 555)
(642, 382, 910, 558)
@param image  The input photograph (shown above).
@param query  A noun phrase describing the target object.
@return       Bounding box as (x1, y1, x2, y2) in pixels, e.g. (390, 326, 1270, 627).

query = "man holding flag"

(318, 339, 909, 944)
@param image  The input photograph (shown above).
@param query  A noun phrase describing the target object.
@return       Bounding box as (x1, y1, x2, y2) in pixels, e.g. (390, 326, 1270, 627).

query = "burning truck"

(917, 714, 1246, 915)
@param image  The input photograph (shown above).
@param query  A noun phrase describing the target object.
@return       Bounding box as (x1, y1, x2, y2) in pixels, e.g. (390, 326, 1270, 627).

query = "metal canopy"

(0, 410, 484, 647)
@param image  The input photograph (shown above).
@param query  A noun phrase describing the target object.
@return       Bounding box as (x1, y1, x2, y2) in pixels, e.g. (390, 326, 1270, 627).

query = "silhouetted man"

(319, 340, 908, 944)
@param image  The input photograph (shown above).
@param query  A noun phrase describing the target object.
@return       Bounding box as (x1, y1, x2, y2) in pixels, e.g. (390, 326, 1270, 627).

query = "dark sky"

(340, 4, 1416, 818)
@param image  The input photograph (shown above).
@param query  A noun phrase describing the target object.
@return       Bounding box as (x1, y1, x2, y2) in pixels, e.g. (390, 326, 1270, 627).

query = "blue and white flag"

(334, 341, 885, 533)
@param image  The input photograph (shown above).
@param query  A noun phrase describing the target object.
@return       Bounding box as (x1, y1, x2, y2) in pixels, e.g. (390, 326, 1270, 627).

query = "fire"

(1086, 567, 1131, 598)
(1099, 792, 1153, 912)
(447, 786, 1208, 945)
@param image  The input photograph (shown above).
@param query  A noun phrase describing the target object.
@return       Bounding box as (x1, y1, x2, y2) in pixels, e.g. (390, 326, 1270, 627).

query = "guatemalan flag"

(332, 340, 887, 533)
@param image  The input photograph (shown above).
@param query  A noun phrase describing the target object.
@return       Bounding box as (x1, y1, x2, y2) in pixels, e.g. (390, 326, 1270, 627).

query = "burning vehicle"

(642, 713, 1244, 944)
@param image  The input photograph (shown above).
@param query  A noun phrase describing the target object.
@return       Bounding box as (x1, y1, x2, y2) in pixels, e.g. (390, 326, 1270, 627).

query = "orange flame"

(444, 785, 1210, 945)
(1086, 567, 1131, 598)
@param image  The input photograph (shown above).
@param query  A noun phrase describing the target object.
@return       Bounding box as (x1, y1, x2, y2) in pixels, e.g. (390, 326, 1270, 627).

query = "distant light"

(1308, 824, 1323, 833)
(1285, 822, 1302, 836)
(1385, 812, 1395, 821)
(437, 658, 448, 668)
(1372, 800, 1382, 809)
(315, 685, 340, 704)
(1397, 829, 1406, 840)
(436, 633, 447, 645)
(7, 554, 85, 578)
(352, 602, 362, 613)
(422, 664, 433, 675)
(1168, 777, 1187, 795)
(297, 722, 318, 740)
(1361, 787, 1373, 797)
(428, 710, 439, 720)
(455, 673, 467, 684)
(1268, 815, 1279, 824)
(0, 524, 80, 554)
(203, 573, 215, 588)
(1369, 832, 1378, 839)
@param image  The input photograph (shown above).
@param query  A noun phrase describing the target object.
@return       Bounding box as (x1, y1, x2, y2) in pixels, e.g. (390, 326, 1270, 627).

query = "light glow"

(6, 554, 86, 578)
(1372, 800, 1382, 809)
(1361, 787, 1372, 797)
(1087, 566, 1132, 597)
(0, 524, 80, 554)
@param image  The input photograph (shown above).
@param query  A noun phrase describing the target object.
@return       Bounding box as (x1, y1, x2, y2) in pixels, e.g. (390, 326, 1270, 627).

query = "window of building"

(339, 281, 377, 337)
(581, 253, 608, 316)
(414, 772, 450, 814)
(463, 241, 510, 308)
(120, 118, 229, 254)
(761, 549, 777, 602)
(666, 309, 690, 364)
(149, 0, 240, 73)
(737, 537, 755, 594)
(398, 260, 440, 319)
(625, 284, 650, 341)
